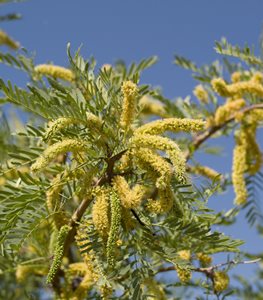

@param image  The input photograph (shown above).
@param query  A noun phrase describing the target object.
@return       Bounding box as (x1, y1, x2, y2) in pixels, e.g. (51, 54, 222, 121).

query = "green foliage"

(0, 4, 263, 299)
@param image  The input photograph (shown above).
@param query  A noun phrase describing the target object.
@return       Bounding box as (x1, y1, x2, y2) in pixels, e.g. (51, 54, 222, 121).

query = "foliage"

(0, 1, 263, 300)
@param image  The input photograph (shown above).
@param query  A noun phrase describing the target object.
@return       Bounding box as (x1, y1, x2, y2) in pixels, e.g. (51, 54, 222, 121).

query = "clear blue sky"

(1, 0, 263, 297)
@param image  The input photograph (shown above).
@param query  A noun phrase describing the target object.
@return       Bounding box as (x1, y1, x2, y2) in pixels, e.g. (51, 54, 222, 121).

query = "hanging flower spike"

(34, 64, 75, 82)
(193, 85, 209, 104)
(16, 264, 48, 283)
(134, 118, 205, 136)
(212, 75, 263, 98)
(178, 250, 191, 261)
(92, 187, 111, 241)
(46, 225, 72, 284)
(213, 271, 229, 292)
(134, 148, 172, 189)
(196, 253, 212, 267)
(139, 95, 168, 117)
(147, 186, 175, 214)
(120, 80, 139, 129)
(214, 98, 246, 125)
(175, 266, 192, 283)
(131, 134, 186, 183)
(231, 72, 242, 83)
(245, 125, 262, 175)
(44, 117, 83, 141)
(232, 129, 248, 205)
(0, 30, 19, 50)
(106, 191, 121, 267)
(112, 175, 146, 209)
(189, 165, 222, 180)
(31, 139, 87, 172)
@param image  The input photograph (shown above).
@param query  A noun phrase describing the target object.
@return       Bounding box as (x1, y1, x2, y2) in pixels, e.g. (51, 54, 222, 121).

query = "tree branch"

(185, 103, 263, 160)
(157, 258, 261, 276)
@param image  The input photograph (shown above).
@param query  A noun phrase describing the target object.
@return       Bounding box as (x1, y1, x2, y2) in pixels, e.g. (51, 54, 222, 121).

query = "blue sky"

(1, 0, 263, 297)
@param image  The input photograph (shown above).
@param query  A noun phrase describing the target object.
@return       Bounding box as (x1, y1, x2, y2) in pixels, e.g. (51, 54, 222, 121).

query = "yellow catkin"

(46, 225, 72, 284)
(178, 250, 191, 261)
(139, 95, 168, 117)
(121, 208, 137, 230)
(212, 77, 263, 98)
(112, 176, 146, 209)
(106, 191, 121, 267)
(190, 165, 222, 180)
(131, 134, 186, 183)
(232, 130, 248, 205)
(46, 173, 68, 229)
(196, 253, 212, 267)
(34, 64, 75, 82)
(86, 112, 103, 128)
(175, 266, 192, 283)
(213, 271, 229, 292)
(231, 72, 242, 83)
(92, 187, 111, 240)
(193, 85, 209, 104)
(134, 118, 205, 136)
(120, 80, 139, 129)
(245, 125, 262, 175)
(147, 186, 174, 213)
(0, 30, 19, 50)
(16, 265, 48, 283)
(251, 72, 263, 84)
(71, 272, 94, 300)
(44, 117, 82, 140)
(134, 148, 172, 189)
(31, 139, 87, 172)
(214, 98, 246, 125)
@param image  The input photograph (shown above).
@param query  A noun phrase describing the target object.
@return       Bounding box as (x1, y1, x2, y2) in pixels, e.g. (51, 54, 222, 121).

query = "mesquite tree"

(1, 1, 263, 299)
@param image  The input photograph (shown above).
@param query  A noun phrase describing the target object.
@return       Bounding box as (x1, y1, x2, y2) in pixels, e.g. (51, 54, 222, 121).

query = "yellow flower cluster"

(16, 264, 48, 283)
(213, 271, 229, 292)
(147, 186, 175, 213)
(46, 225, 72, 284)
(214, 98, 246, 125)
(232, 129, 248, 205)
(139, 95, 168, 117)
(120, 80, 138, 129)
(196, 252, 212, 267)
(44, 117, 81, 141)
(62, 262, 95, 300)
(193, 84, 209, 104)
(106, 191, 121, 267)
(92, 187, 111, 240)
(175, 266, 192, 283)
(178, 250, 191, 261)
(131, 134, 186, 183)
(245, 124, 262, 175)
(190, 165, 222, 180)
(34, 64, 75, 82)
(212, 75, 263, 98)
(112, 175, 146, 209)
(0, 30, 19, 50)
(134, 118, 205, 136)
(31, 139, 87, 172)
(134, 148, 172, 190)
(231, 72, 242, 83)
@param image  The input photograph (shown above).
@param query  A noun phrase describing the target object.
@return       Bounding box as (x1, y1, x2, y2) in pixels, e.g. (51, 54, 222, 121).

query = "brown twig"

(157, 258, 261, 276)
(185, 103, 263, 161)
